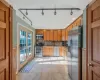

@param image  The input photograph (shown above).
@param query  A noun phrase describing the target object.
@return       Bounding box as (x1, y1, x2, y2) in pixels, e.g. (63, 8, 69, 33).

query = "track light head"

(23, 16, 25, 19)
(42, 9, 44, 15)
(26, 10, 28, 15)
(54, 9, 57, 15)
(70, 9, 73, 15)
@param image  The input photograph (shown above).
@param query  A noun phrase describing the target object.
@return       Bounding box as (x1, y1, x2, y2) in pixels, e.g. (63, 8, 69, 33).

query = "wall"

(83, 8, 87, 48)
(13, 9, 36, 73)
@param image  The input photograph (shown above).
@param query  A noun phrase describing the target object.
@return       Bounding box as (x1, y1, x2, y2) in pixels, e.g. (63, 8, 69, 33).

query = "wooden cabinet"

(49, 30, 54, 41)
(49, 47, 54, 56)
(59, 47, 67, 56)
(43, 47, 49, 56)
(43, 46, 54, 56)
(54, 30, 58, 41)
(44, 30, 50, 41)
(44, 30, 47, 41)
(65, 29, 68, 41)
(36, 29, 44, 35)
(58, 30, 62, 41)
(59, 47, 63, 56)
(62, 29, 66, 41)
(46, 30, 50, 41)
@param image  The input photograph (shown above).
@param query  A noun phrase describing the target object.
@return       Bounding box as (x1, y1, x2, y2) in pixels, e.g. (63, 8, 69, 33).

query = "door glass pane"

(20, 30, 27, 63)
(27, 33, 32, 56)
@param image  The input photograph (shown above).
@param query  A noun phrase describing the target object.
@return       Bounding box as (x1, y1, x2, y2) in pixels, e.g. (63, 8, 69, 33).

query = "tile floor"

(16, 57, 70, 80)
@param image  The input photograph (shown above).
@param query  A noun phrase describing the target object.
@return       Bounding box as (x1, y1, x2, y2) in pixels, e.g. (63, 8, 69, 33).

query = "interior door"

(0, 1, 10, 80)
(87, 0, 100, 80)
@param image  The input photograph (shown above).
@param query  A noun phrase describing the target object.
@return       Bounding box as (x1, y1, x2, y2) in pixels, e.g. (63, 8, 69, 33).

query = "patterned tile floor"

(16, 57, 70, 80)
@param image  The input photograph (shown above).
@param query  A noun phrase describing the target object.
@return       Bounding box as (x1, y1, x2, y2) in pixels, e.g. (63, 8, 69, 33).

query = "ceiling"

(7, 0, 92, 29)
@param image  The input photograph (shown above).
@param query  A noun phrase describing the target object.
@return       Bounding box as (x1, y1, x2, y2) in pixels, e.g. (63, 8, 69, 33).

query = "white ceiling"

(7, 0, 92, 29)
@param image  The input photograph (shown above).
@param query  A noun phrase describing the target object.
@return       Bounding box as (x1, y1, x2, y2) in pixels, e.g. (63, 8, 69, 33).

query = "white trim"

(16, 23, 35, 73)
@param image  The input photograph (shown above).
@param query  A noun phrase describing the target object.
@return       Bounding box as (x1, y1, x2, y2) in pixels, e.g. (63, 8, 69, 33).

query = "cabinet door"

(44, 30, 47, 41)
(58, 30, 62, 41)
(62, 29, 66, 41)
(54, 30, 58, 41)
(49, 30, 54, 41)
(36, 29, 44, 35)
(66, 29, 68, 41)
(59, 47, 63, 56)
(49, 47, 54, 56)
(46, 30, 50, 41)
(43, 47, 49, 56)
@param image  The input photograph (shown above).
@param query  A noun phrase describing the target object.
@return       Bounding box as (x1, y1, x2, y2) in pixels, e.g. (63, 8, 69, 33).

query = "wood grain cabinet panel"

(58, 30, 62, 41)
(54, 30, 58, 41)
(43, 46, 54, 56)
(65, 29, 68, 41)
(49, 47, 54, 56)
(44, 30, 47, 41)
(59, 47, 63, 56)
(36, 29, 44, 35)
(43, 47, 49, 56)
(46, 30, 50, 41)
(62, 29, 66, 41)
(49, 30, 54, 41)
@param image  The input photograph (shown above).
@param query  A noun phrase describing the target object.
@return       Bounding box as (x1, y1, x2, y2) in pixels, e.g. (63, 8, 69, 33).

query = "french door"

(19, 26, 33, 68)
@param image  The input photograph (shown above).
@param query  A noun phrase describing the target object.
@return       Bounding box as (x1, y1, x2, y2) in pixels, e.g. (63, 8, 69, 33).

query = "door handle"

(88, 63, 93, 67)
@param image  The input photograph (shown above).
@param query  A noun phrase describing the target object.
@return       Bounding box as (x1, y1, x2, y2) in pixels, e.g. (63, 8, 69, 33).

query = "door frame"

(17, 24, 34, 72)
(0, 0, 14, 80)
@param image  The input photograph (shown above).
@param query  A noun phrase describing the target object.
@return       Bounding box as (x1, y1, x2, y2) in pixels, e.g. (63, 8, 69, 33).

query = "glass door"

(19, 27, 33, 65)
(27, 33, 32, 56)
(20, 30, 27, 63)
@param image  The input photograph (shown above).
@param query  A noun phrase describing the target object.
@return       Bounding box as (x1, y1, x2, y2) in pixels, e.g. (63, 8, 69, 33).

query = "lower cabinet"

(59, 47, 67, 56)
(43, 46, 67, 57)
(43, 46, 54, 57)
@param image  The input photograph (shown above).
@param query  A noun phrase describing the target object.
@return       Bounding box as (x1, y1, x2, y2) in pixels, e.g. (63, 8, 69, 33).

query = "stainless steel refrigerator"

(67, 26, 82, 80)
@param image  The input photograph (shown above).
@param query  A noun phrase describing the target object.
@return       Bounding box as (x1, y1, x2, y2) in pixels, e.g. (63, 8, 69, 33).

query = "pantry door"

(87, 0, 100, 80)
(0, 1, 10, 80)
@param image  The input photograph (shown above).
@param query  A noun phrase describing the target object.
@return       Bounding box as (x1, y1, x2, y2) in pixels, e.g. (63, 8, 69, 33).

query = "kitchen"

(35, 16, 82, 58)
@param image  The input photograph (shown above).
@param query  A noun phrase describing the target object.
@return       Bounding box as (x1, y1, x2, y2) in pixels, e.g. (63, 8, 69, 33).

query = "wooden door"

(0, 1, 10, 80)
(87, 0, 100, 80)
(49, 30, 54, 41)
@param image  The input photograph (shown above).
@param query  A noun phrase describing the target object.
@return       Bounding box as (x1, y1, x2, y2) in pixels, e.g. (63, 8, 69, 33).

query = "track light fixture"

(70, 9, 73, 15)
(42, 9, 44, 15)
(54, 9, 57, 15)
(23, 16, 25, 19)
(26, 10, 28, 15)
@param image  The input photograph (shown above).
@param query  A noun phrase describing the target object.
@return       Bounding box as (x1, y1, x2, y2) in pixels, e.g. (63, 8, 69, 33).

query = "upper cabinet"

(58, 30, 62, 41)
(36, 29, 44, 35)
(54, 30, 58, 41)
(49, 30, 54, 41)
(44, 30, 47, 41)
(62, 29, 66, 41)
